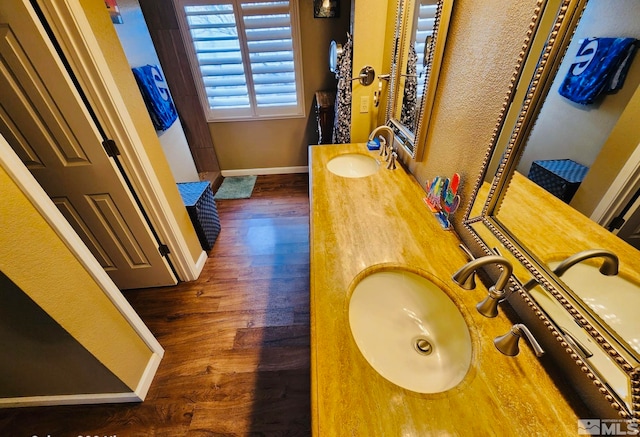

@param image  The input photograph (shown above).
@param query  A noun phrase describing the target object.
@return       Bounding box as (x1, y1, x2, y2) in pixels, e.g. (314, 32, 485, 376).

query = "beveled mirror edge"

(453, 0, 640, 420)
(387, 0, 454, 160)
(413, 0, 452, 162)
(385, 0, 403, 124)
(460, 217, 636, 418)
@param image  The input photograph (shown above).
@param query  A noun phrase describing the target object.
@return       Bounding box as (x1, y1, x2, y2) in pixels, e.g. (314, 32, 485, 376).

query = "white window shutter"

(177, 0, 304, 121)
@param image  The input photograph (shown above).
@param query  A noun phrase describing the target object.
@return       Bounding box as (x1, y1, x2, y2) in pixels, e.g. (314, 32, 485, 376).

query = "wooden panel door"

(0, 23, 176, 289)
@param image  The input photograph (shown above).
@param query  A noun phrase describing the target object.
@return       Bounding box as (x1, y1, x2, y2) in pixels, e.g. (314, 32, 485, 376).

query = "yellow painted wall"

(0, 151, 152, 391)
(350, 0, 392, 142)
(79, 0, 203, 264)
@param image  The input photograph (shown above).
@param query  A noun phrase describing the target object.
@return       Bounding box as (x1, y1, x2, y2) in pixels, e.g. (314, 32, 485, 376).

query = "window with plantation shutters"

(413, 0, 438, 99)
(176, 0, 304, 121)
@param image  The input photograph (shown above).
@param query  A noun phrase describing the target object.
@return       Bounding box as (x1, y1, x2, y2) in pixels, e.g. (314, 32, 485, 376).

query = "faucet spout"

(553, 249, 619, 277)
(521, 248, 618, 292)
(452, 255, 513, 318)
(452, 255, 513, 292)
(368, 125, 395, 152)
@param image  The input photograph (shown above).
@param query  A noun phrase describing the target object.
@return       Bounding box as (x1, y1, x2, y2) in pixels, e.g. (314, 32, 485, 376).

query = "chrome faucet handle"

(458, 244, 475, 262)
(494, 323, 544, 357)
(386, 151, 397, 170)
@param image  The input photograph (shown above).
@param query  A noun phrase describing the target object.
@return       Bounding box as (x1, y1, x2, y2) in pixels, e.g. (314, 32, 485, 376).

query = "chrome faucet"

(452, 255, 513, 318)
(494, 324, 544, 357)
(368, 125, 395, 158)
(553, 249, 619, 276)
(521, 248, 618, 291)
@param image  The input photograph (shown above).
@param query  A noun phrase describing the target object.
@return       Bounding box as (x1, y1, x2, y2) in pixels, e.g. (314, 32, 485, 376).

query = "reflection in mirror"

(387, 0, 453, 159)
(396, 1, 438, 134)
(494, 0, 640, 362)
(461, 0, 640, 419)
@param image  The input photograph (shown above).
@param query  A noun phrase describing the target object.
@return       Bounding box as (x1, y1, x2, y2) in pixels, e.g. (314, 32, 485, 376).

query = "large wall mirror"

(386, 0, 453, 159)
(458, 0, 640, 421)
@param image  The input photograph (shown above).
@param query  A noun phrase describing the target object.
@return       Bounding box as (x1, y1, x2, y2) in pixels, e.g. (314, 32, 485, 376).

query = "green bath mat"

(214, 175, 257, 199)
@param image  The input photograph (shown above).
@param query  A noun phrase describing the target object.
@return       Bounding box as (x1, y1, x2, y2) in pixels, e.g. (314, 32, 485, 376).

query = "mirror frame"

(456, 0, 640, 421)
(386, 0, 454, 160)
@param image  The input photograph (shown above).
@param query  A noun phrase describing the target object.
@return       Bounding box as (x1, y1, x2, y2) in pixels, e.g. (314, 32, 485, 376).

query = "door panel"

(53, 197, 117, 270)
(0, 24, 176, 289)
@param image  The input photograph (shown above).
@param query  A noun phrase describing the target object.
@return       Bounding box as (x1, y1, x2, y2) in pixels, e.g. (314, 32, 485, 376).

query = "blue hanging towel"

(132, 64, 178, 131)
(558, 37, 638, 105)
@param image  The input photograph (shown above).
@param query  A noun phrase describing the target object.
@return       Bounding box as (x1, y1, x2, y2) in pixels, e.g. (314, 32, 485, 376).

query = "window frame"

(174, 0, 305, 122)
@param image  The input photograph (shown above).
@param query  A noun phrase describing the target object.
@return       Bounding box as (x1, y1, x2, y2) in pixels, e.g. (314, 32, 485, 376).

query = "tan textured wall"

(400, 0, 540, 226)
(209, 1, 351, 170)
(79, 0, 203, 264)
(0, 152, 152, 391)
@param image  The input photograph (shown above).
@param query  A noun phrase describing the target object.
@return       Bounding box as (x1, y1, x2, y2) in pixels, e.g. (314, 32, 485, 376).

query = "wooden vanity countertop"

(499, 171, 640, 285)
(309, 143, 582, 436)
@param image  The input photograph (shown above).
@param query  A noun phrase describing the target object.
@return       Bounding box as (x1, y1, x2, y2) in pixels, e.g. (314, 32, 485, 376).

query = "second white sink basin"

(348, 269, 472, 393)
(550, 261, 640, 355)
(327, 153, 379, 178)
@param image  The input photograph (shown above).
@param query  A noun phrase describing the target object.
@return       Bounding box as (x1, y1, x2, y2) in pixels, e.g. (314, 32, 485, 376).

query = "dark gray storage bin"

(177, 181, 221, 251)
(528, 159, 589, 203)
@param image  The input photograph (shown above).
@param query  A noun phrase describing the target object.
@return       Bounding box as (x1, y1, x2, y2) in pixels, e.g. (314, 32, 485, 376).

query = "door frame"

(34, 0, 207, 282)
(590, 141, 640, 228)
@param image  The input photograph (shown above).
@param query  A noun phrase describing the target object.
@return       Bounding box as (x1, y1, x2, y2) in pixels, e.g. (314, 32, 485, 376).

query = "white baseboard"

(133, 352, 163, 401)
(221, 166, 308, 177)
(0, 391, 142, 409)
(192, 250, 208, 280)
(0, 352, 163, 409)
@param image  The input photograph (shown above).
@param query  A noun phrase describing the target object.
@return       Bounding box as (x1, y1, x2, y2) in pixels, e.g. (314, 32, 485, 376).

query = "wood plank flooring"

(0, 174, 311, 436)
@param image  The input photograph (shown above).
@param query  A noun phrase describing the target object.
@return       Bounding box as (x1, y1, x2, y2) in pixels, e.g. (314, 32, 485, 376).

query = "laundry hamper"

(528, 159, 589, 203)
(177, 181, 221, 251)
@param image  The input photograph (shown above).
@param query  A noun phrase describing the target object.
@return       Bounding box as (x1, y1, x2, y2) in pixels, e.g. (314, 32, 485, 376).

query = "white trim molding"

(590, 141, 640, 226)
(221, 166, 309, 177)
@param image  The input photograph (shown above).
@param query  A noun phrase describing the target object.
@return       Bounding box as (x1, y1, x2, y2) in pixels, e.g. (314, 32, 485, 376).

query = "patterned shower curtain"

(400, 44, 418, 133)
(332, 33, 353, 144)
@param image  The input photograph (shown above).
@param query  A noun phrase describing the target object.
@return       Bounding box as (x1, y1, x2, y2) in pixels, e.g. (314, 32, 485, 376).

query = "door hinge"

(102, 139, 120, 157)
(608, 216, 626, 231)
(158, 244, 171, 257)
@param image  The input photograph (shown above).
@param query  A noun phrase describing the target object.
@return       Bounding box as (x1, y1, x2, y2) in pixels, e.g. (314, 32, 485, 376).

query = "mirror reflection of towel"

(132, 65, 178, 131)
(558, 37, 638, 105)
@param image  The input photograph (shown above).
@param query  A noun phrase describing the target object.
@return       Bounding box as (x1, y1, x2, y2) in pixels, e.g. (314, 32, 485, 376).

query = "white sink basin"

(326, 153, 379, 178)
(528, 284, 632, 409)
(550, 261, 640, 355)
(348, 269, 472, 393)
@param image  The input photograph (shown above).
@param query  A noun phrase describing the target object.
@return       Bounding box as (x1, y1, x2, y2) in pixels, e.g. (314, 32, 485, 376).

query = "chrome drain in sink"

(413, 337, 433, 355)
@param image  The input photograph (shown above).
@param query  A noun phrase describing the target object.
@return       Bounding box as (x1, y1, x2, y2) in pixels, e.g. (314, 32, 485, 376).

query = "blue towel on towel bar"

(132, 65, 178, 131)
(558, 37, 638, 105)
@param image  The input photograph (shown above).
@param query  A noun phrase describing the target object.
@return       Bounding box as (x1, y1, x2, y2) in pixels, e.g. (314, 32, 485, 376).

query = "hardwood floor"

(0, 174, 311, 436)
